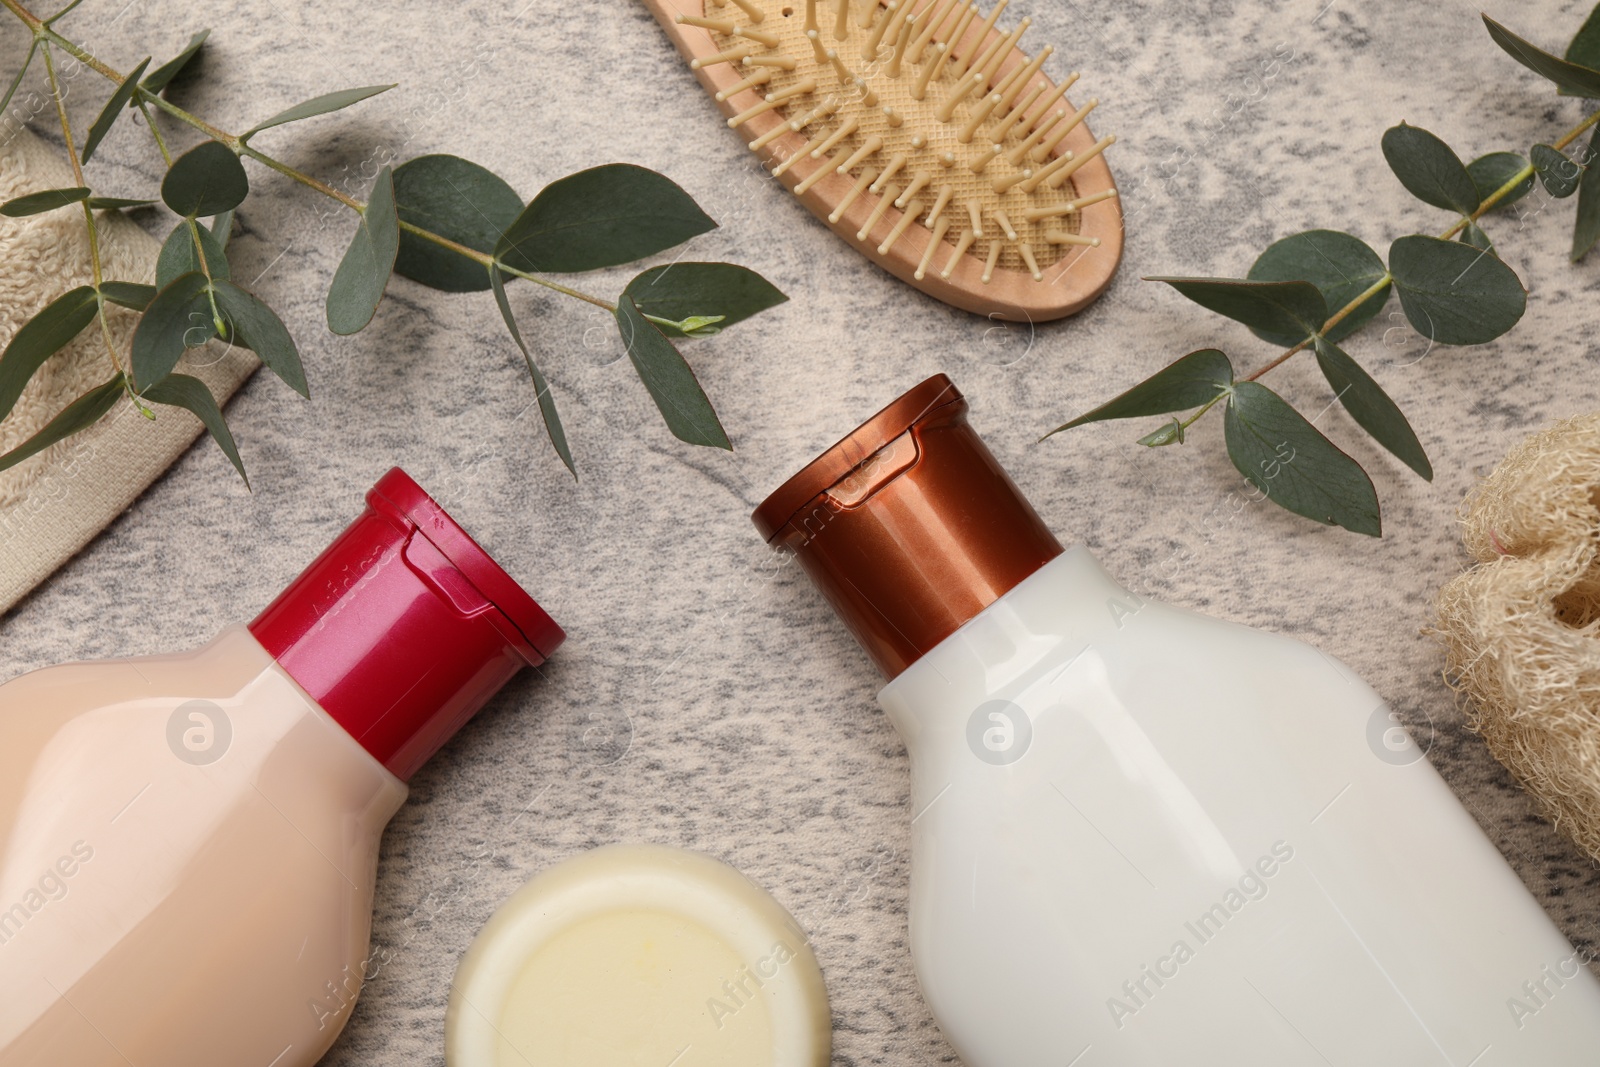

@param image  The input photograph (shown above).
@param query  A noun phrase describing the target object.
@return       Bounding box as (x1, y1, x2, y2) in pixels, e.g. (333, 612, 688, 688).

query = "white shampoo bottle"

(752, 375, 1600, 1066)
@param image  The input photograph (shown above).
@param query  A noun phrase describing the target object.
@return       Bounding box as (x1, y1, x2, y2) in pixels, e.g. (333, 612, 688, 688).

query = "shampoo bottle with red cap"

(0, 468, 563, 1067)
(754, 376, 1600, 1066)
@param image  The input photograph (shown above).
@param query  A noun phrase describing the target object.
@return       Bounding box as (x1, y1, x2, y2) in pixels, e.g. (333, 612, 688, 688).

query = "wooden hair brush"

(646, 0, 1122, 322)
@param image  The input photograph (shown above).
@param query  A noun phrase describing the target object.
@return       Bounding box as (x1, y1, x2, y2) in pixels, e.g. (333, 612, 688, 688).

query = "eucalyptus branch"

(8, 1, 618, 314)
(38, 37, 133, 393)
(0, 0, 787, 482)
(1238, 106, 1600, 388)
(1049, 7, 1600, 539)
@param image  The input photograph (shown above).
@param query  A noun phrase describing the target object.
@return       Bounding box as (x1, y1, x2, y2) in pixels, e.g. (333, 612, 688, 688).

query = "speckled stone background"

(3, 0, 1600, 1063)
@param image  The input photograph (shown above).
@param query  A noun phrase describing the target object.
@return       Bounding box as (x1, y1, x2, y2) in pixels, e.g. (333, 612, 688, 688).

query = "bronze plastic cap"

(753, 375, 1063, 679)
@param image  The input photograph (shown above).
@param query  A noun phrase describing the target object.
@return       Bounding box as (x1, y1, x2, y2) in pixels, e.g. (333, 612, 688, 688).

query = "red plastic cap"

(249, 468, 565, 781)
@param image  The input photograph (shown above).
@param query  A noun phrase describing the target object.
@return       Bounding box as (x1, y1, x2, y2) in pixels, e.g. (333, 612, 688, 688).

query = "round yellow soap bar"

(445, 844, 831, 1067)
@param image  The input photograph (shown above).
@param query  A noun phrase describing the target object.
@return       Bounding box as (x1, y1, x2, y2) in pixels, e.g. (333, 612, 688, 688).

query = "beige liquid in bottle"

(0, 469, 565, 1067)
(0, 627, 405, 1065)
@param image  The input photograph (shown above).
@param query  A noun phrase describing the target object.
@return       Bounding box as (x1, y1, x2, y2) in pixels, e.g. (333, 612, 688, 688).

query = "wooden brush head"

(648, 0, 1123, 321)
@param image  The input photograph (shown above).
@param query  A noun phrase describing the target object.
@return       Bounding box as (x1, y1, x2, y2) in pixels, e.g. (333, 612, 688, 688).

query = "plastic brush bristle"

(672, 0, 1114, 285)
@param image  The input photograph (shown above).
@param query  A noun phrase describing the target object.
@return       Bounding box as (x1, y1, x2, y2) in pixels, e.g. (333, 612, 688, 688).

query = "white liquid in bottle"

(754, 375, 1600, 1066)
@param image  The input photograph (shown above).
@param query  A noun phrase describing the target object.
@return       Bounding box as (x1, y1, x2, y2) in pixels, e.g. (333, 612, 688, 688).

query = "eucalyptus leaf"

(1532, 143, 1583, 198)
(213, 280, 306, 397)
(497, 164, 717, 274)
(141, 29, 208, 95)
(1223, 381, 1381, 536)
(326, 165, 399, 335)
(99, 280, 156, 311)
(1043, 349, 1234, 436)
(0, 285, 98, 422)
(161, 140, 248, 217)
(1459, 221, 1494, 253)
(210, 208, 234, 248)
(490, 265, 573, 476)
(1, 186, 89, 216)
(0, 377, 124, 475)
(130, 272, 211, 388)
(1380, 123, 1480, 214)
(622, 263, 787, 337)
(86, 196, 156, 210)
(613, 295, 729, 449)
(243, 85, 395, 140)
(0, 41, 37, 122)
(1574, 128, 1600, 261)
(1246, 230, 1389, 347)
(1312, 336, 1432, 480)
(393, 154, 523, 292)
(1388, 234, 1526, 345)
(1138, 419, 1185, 447)
(1147, 276, 1327, 340)
(142, 372, 246, 484)
(1568, 6, 1600, 94)
(156, 221, 230, 288)
(81, 56, 149, 164)
(1484, 15, 1600, 98)
(1466, 152, 1535, 211)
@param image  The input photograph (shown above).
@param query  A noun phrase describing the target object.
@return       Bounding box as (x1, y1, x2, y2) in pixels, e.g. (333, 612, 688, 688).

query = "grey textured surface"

(4, 0, 1600, 1064)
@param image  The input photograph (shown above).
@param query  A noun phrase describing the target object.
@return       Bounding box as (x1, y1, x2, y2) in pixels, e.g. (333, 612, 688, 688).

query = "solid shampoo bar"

(446, 844, 830, 1067)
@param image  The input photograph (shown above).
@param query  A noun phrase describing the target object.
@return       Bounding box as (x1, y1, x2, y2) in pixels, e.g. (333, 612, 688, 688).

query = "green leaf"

(1466, 152, 1536, 212)
(613, 294, 730, 449)
(210, 208, 234, 248)
(1380, 123, 1479, 215)
(0, 41, 37, 123)
(212, 280, 306, 397)
(622, 263, 787, 337)
(1223, 381, 1381, 537)
(497, 164, 717, 274)
(1484, 15, 1600, 98)
(326, 165, 399, 335)
(131, 272, 212, 389)
(1567, 6, 1600, 94)
(489, 265, 574, 476)
(1043, 348, 1234, 436)
(0, 377, 124, 475)
(242, 85, 395, 140)
(392, 154, 524, 293)
(1311, 336, 1432, 480)
(1138, 419, 1185, 447)
(99, 281, 156, 311)
(0, 285, 98, 422)
(1246, 230, 1389, 347)
(140, 29, 208, 95)
(142, 372, 246, 485)
(156, 221, 230, 288)
(1146, 277, 1327, 340)
(81, 56, 149, 164)
(1532, 143, 1583, 198)
(86, 196, 156, 210)
(1459, 221, 1494, 253)
(161, 140, 248, 217)
(1388, 234, 1526, 346)
(1, 186, 89, 216)
(1573, 128, 1600, 261)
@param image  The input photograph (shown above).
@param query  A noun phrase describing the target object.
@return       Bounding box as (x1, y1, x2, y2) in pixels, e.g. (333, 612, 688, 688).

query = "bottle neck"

(877, 547, 1135, 734)
(774, 410, 1064, 679)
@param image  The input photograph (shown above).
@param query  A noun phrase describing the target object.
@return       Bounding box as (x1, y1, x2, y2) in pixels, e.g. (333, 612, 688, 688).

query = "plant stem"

(1, 0, 620, 312)
(1238, 105, 1600, 387)
(40, 39, 127, 383)
(136, 97, 223, 325)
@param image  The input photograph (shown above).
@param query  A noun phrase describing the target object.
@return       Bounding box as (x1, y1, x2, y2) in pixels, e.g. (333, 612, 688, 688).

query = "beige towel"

(0, 126, 257, 615)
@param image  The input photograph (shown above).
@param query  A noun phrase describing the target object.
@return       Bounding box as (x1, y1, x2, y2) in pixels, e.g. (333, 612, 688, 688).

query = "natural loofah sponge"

(1435, 413, 1600, 861)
